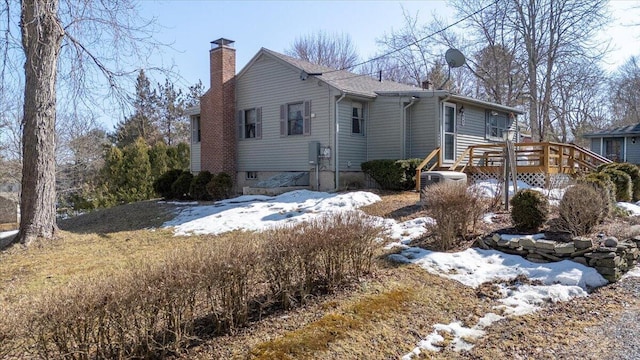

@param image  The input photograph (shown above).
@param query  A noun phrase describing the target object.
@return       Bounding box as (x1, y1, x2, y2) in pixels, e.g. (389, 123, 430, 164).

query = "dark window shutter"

(280, 104, 286, 137)
(303, 100, 311, 136)
(237, 110, 244, 139)
(256, 107, 262, 139)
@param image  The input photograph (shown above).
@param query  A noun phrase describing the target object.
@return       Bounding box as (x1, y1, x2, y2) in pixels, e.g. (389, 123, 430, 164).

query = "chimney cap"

(211, 38, 235, 49)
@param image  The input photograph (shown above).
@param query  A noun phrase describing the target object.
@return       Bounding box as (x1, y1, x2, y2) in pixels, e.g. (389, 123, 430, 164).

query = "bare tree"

(610, 56, 640, 128)
(285, 31, 359, 69)
(10, 0, 162, 245)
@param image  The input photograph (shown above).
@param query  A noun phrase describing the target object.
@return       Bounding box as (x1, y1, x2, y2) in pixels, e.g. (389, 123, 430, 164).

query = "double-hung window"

(352, 102, 364, 135)
(288, 102, 304, 135)
(191, 115, 201, 143)
(244, 108, 256, 138)
(486, 111, 508, 140)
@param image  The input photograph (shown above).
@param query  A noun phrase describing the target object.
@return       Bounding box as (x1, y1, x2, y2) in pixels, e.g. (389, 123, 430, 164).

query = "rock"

(508, 239, 521, 248)
(593, 256, 621, 268)
(535, 239, 557, 250)
(570, 248, 593, 257)
(492, 233, 502, 242)
(527, 254, 549, 263)
(604, 236, 619, 248)
(596, 246, 618, 253)
(595, 266, 620, 276)
(573, 237, 594, 250)
(571, 257, 588, 266)
(585, 251, 616, 259)
(544, 230, 573, 242)
(497, 238, 510, 247)
(554, 243, 576, 255)
(519, 237, 536, 248)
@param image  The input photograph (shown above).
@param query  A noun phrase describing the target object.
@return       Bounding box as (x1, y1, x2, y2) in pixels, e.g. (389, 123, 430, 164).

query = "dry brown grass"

(1, 192, 636, 359)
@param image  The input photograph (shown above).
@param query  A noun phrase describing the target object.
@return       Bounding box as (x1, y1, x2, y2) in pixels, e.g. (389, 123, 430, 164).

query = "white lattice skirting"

(469, 172, 573, 189)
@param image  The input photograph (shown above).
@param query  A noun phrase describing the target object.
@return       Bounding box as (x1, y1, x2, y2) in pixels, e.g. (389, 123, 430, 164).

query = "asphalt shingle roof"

(262, 48, 419, 97)
(583, 123, 640, 137)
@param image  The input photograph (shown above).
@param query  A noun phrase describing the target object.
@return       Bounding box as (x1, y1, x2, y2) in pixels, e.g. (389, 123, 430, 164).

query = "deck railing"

(463, 142, 611, 175)
(414, 142, 612, 191)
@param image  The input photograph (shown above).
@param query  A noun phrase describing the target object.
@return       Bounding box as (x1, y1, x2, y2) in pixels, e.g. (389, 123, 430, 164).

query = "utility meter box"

(308, 141, 320, 165)
(420, 171, 468, 201)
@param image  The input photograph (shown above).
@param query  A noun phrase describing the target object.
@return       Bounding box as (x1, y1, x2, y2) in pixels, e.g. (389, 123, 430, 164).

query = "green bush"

(153, 169, 186, 199)
(602, 163, 640, 201)
(601, 168, 632, 202)
(189, 171, 213, 201)
(577, 172, 615, 216)
(207, 173, 233, 200)
(361, 158, 422, 190)
(558, 184, 607, 236)
(510, 189, 549, 232)
(171, 172, 193, 200)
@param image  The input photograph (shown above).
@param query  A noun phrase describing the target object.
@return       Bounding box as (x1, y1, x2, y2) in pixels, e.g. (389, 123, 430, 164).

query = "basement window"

(246, 171, 258, 180)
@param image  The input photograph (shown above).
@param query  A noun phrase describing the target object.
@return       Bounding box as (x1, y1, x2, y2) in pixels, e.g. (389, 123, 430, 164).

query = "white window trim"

(441, 102, 457, 163)
(351, 102, 365, 136)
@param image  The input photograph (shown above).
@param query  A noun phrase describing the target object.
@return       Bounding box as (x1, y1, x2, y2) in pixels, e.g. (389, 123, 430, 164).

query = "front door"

(441, 102, 457, 163)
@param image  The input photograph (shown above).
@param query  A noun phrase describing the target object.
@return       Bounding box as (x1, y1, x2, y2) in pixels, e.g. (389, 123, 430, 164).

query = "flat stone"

(571, 256, 588, 266)
(596, 246, 618, 253)
(497, 238, 510, 247)
(526, 254, 549, 263)
(593, 256, 621, 267)
(554, 243, 576, 255)
(585, 251, 616, 259)
(595, 266, 620, 276)
(570, 248, 593, 257)
(519, 237, 536, 248)
(544, 230, 573, 242)
(492, 233, 502, 242)
(535, 239, 557, 250)
(508, 239, 522, 248)
(604, 237, 619, 248)
(573, 237, 594, 250)
(534, 250, 563, 262)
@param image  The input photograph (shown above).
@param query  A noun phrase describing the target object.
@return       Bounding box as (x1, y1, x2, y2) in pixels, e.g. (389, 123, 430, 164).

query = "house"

(0, 192, 19, 231)
(583, 123, 640, 164)
(190, 37, 524, 192)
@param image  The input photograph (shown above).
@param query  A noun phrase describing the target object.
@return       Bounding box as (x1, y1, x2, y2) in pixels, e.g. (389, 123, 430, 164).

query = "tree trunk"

(18, 0, 64, 245)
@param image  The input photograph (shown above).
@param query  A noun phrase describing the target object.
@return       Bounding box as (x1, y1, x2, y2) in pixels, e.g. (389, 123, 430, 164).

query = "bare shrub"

(557, 184, 607, 236)
(422, 181, 488, 250)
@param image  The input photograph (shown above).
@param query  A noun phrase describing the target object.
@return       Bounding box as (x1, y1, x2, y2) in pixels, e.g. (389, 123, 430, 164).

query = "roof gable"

(237, 48, 418, 97)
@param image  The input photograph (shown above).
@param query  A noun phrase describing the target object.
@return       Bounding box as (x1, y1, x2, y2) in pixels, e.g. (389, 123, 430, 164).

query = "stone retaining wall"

(479, 233, 640, 282)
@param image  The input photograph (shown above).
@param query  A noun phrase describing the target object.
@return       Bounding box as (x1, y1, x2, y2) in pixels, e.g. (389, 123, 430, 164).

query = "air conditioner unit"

(420, 171, 468, 201)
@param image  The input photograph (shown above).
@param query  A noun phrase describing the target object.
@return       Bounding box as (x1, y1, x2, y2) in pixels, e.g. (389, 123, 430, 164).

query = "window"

(246, 171, 258, 180)
(443, 103, 456, 161)
(244, 108, 256, 138)
(238, 107, 261, 140)
(288, 102, 304, 135)
(486, 111, 508, 140)
(352, 102, 364, 135)
(280, 101, 311, 136)
(191, 115, 201, 143)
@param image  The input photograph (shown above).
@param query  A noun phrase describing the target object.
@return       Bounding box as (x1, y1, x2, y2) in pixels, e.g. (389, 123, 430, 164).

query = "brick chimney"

(200, 38, 236, 177)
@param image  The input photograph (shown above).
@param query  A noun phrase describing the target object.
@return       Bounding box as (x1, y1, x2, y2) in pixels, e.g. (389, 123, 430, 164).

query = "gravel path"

(601, 277, 640, 360)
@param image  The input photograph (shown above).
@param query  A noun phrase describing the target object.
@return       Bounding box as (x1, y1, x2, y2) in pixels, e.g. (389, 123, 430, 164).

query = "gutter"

(335, 92, 346, 190)
(402, 97, 418, 158)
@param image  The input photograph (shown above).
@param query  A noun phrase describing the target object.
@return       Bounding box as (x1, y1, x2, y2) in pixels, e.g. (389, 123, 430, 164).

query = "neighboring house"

(191, 37, 524, 192)
(583, 123, 640, 164)
(0, 192, 19, 230)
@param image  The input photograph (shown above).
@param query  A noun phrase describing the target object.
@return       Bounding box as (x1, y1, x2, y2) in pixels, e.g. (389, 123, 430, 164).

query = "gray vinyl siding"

(626, 137, 640, 164)
(407, 97, 439, 159)
(190, 143, 201, 173)
(337, 99, 367, 171)
(456, 104, 501, 154)
(236, 55, 333, 171)
(591, 138, 602, 155)
(366, 97, 403, 160)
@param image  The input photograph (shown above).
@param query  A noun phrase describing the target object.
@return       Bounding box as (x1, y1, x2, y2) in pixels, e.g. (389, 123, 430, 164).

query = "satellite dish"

(445, 48, 466, 68)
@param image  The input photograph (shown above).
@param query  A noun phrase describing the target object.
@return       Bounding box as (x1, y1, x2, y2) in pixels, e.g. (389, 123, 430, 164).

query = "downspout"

(403, 97, 418, 158)
(335, 92, 346, 190)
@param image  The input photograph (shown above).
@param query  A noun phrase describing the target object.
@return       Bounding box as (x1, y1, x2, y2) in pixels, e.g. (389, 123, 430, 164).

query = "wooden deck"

(416, 142, 612, 191)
